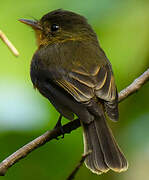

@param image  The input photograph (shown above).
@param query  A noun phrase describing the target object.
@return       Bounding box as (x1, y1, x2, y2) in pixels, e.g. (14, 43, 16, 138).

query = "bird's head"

(19, 9, 97, 47)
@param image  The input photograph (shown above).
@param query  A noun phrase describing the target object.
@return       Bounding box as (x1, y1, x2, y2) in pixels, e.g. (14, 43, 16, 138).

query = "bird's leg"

(54, 115, 65, 139)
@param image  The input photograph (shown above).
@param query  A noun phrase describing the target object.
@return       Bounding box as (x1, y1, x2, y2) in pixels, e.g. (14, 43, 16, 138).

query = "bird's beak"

(19, 19, 42, 30)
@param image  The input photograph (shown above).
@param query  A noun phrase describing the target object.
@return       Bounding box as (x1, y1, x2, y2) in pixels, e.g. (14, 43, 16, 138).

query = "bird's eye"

(51, 24, 59, 32)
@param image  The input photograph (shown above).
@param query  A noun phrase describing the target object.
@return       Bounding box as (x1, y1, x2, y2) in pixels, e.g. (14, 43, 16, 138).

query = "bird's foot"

(54, 115, 65, 139)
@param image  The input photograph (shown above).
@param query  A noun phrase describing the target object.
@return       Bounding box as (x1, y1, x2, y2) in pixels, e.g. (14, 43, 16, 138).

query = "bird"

(19, 9, 128, 174)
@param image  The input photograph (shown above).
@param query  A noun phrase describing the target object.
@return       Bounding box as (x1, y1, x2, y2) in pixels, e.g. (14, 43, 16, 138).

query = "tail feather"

(82, 113, 128, 174)
(83, 124, 98, 174)
(83, 122, 109, 174)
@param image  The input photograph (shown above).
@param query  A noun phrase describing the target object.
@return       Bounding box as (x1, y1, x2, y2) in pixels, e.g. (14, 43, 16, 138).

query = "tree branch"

(118, 68, 149, 102)
(66, 151, 91, 180)
(0, 68, 148, 176)
(0, 30, 19, 56)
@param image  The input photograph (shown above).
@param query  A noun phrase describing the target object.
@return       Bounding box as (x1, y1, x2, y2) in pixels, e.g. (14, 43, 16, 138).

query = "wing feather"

(95, 65, 116, 101)
(56, 63, 116, 103)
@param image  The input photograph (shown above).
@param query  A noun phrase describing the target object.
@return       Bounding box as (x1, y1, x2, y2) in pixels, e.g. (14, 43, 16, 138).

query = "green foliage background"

(0, 0, 149, 179)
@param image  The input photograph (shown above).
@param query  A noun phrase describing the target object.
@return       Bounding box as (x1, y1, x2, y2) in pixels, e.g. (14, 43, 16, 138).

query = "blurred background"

(0, 0, 149, 179)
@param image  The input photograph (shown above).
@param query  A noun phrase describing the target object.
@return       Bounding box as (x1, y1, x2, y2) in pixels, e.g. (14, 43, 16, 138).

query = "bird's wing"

(55, 63, 116, 103)
(35, 41, 118, 120)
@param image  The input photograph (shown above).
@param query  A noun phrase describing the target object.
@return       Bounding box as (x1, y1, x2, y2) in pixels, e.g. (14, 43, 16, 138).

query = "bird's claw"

(54, 115, 65, 139)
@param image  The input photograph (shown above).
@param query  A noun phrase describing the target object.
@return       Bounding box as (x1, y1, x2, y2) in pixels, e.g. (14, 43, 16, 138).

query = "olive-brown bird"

(19, 9, 128, 174)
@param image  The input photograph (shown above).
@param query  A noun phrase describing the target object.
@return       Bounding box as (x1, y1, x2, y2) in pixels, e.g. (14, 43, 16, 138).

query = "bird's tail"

(82, 110, 128, 174)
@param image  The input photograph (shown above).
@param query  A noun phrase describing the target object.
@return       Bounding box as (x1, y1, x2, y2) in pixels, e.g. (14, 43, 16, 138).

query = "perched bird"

(19, 9, 128, 174)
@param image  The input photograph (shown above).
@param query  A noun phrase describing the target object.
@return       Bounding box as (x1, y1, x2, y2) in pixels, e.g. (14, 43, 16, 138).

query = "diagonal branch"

(0, 68, 148, 176)
(66, 151, 91, 180)
(118, 68, 149, 102)
(0, 30, 19, 56)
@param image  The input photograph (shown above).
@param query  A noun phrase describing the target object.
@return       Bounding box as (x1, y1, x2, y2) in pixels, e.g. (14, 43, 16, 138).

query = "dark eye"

(51, 24, 59, 32)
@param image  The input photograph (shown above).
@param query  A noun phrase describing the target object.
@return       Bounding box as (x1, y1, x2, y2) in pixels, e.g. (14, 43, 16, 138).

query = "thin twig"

(0, 68, 148, 176)
(66, 151, 91, 180)
(0, 120, 81, 176)
(0, 30, 19, 56)
(118, 68, 149, 102)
